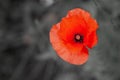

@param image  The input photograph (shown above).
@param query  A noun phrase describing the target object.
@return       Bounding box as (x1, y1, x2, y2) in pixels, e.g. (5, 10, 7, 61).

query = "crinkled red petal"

(58, 16, 88, 43)
(67, 8, 98, 32)
(67, 8, 90, 18)
(84, 31, 98, 48)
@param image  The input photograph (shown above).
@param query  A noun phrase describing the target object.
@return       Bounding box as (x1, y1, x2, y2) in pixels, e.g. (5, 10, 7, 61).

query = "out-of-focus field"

(0, 0, 120, 80)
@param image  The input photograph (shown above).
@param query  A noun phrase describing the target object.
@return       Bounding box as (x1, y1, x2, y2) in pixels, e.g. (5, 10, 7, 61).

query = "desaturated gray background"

(0, 0, 120, 80)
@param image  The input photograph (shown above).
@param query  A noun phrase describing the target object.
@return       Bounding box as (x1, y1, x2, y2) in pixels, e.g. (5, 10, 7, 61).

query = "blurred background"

(0, 0, 120, 80)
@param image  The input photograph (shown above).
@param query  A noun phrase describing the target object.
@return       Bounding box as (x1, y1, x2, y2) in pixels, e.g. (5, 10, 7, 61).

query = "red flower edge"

(50, 8, 98, 65)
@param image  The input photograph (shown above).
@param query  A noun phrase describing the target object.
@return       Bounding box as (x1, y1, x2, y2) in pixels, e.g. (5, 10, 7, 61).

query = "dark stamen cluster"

(74, 34, 84, 43)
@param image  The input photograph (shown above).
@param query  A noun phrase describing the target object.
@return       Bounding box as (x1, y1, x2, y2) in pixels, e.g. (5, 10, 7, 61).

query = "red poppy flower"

(49, 8, 98, 65)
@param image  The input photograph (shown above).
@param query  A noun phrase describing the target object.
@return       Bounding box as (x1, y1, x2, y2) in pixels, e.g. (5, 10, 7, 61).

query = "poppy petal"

(84, 31, 98, 48)
(58, 16, 88, 43)
(67, 8, 90, 18)
(67, 8, 98, 32)
(87, 17, 98, 32)
(62, 44, 88, 65)
(50, 24, 89, 65)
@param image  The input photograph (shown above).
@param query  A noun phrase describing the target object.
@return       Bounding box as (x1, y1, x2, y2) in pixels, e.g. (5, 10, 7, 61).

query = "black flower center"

(74, 34, 84, 43)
